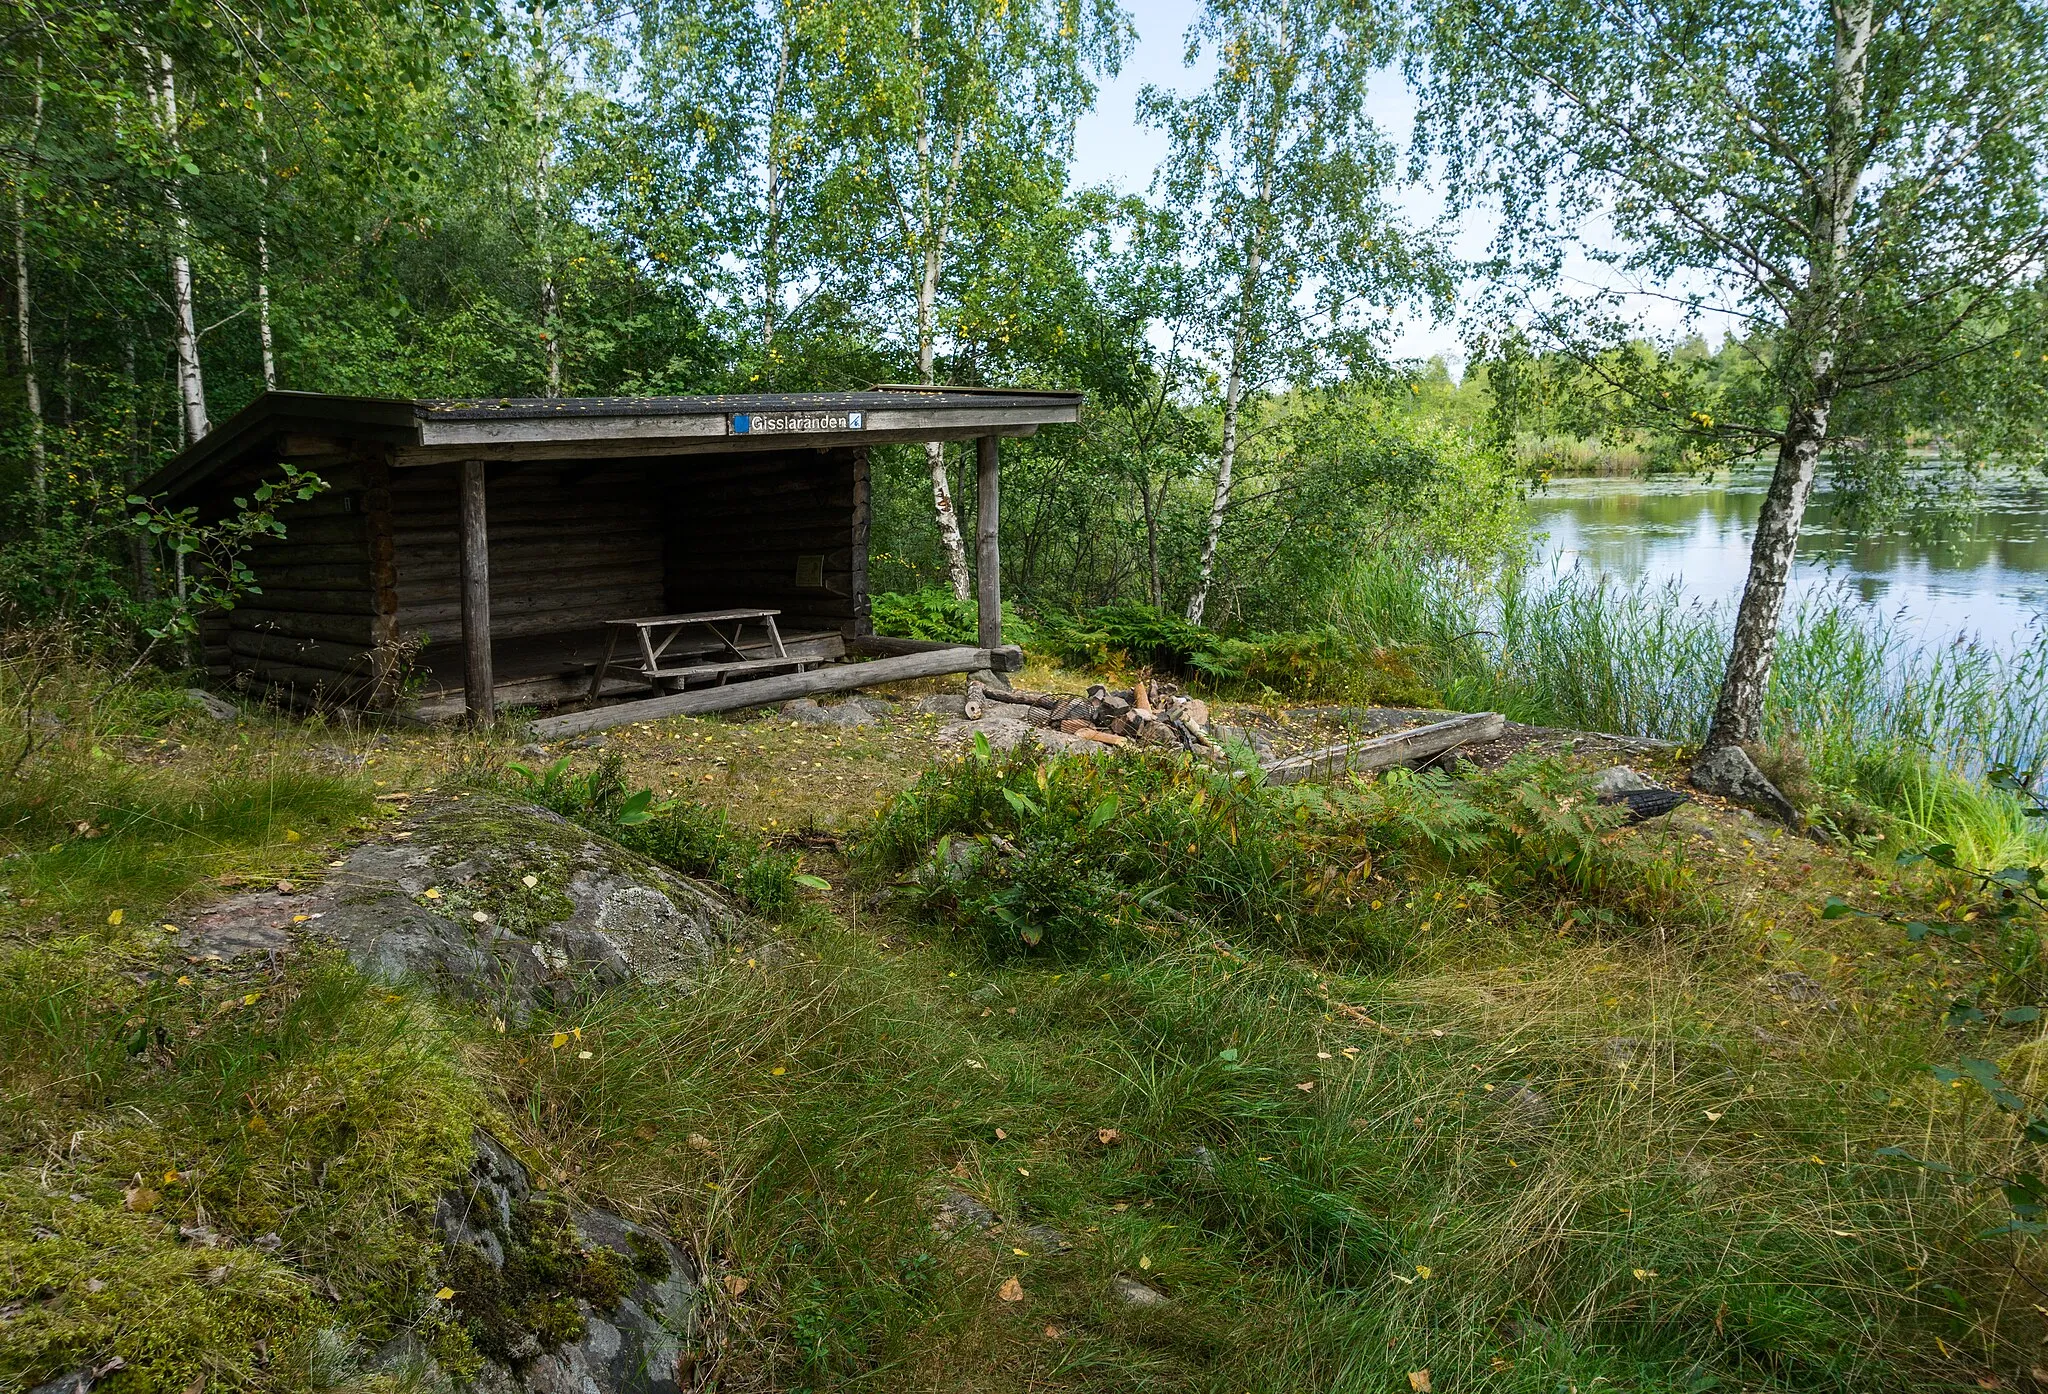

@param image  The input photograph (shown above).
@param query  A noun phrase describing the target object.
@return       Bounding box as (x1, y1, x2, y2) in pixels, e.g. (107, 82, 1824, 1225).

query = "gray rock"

(179, 794, 742, 1018)
(781, 698, 877, 728)
(1495, 1084, 1554, 1133)
(1020, 1223, 1072, 1254)
(1031, 728, 1111, 758)
(571, 735, 608, 750)
(931, 1187, 999, 1234)
(917, 694, 968, 718)
(185, 687, 238, 722)
(1689, 744, 1799, 824)
(1110, 1274, 1171, 1308)
(846, 695, 900, 716)
(936, 716, 1036, 751)
(1212, 724, 1276, 762)
(27, 1375, 93, 1394)
(435, 1130, 700, 1394)
(1591, 765, 1657, 795)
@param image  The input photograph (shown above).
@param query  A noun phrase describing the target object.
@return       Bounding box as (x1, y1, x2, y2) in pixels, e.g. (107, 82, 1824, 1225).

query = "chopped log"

(849, 635, 1025, 672)
(1075, 728, 1129, 748)
(994, 687, 1063, 709)
(1057, 718, 1094, 735)
(1132, 682, 1152, 715)
(526, 646, 1005, 738)
(1260, 712, 1507, 786)
(964, 679, 987, 720)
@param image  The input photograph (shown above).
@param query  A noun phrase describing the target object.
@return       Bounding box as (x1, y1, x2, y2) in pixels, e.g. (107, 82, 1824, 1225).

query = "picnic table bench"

(587, 609, 822, 699)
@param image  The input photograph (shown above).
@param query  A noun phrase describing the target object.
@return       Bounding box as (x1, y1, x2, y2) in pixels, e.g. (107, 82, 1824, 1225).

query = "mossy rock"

(178, 792, 745, 1019)
(419, 1130, 699, 1394)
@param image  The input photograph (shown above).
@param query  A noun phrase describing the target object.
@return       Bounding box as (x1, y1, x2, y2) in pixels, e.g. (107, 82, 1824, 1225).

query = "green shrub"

(860, 742, 1407, 964)
(868, 589, 1034, 647)
(505, 751, 801, 917)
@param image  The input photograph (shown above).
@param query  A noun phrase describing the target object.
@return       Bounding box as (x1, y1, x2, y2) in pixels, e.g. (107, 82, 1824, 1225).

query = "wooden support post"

(457, 458, 493, 723)
(975, 434, 1001, 648)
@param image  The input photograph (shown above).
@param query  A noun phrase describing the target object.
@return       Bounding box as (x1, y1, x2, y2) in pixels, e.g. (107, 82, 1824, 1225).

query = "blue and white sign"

(729, 409, 865, 436)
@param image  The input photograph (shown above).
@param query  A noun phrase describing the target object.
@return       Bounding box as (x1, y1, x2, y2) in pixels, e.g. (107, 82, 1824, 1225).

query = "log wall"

(219, 456, 393, 705)
(390, 462, 666, 645)
(662, 445, 868, 634)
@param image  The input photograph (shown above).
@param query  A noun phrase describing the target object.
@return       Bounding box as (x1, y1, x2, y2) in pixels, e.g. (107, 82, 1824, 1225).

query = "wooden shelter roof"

(144, 385, 1084, 502)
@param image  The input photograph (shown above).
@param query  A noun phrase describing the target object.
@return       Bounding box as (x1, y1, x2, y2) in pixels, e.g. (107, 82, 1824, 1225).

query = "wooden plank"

(226, 630, 376, 672)
(527, 646, 1008, 738)
(223, 609, 380, 644)
(244, 587, 379, 615)
(458, 459, 493, 723)
(975, 434, 1001, 648)
(1260, 713, 1507, 786)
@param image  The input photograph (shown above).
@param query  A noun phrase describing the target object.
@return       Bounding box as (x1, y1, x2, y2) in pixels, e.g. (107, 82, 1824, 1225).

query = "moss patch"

(0, 934, 483, 1390)
(445, 1192, 639, 1363)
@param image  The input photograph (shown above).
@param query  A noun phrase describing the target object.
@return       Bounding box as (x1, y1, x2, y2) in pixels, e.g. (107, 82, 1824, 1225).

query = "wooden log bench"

(588, 609, 822, 698)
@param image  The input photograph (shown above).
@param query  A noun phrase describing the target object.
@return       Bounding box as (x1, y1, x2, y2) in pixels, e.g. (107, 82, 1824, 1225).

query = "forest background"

(3, 0, 2047, 812)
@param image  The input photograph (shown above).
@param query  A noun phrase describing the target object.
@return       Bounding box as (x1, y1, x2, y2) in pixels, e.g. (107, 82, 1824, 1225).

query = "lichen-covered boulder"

(434, 1132, 700, 1394)
(178, 793, 743, 1017)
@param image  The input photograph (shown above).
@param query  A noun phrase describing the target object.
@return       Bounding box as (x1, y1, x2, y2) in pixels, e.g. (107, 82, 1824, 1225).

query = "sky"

(1068, 0, 1742, 372)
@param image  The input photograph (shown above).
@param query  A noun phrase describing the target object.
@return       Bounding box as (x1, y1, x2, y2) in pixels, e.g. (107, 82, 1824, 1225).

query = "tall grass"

(1330, 551, 2048, 862)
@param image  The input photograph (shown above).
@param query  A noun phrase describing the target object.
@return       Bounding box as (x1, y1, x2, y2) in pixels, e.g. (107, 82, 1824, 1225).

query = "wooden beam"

(457, 458, 493, 723)
(975, 434, 1001, 648)
(1260, 712, 1507, 785)
(850, 635, 1025, 670)
(527, 646, 1013, 739)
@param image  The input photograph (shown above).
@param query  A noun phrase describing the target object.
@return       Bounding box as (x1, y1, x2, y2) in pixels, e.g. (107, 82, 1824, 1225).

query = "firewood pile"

(965, 678, 1224, 759)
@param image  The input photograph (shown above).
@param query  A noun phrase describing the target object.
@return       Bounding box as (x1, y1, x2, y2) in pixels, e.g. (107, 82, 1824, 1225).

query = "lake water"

(1526, 469, 2048, 659)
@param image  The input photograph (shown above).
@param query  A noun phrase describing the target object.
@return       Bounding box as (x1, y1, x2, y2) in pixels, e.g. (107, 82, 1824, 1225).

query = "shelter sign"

(730, 410, 865, 436)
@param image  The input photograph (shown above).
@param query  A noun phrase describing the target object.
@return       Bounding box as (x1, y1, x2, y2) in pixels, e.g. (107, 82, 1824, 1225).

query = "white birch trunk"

(13, 65, 44, 497)
(1700, 0, 1872, 753)
(760, 7, 792, 348)
(150, 48, 208, 442)
(1187, 234, 1264, 627)
(254, 29, 276, 389)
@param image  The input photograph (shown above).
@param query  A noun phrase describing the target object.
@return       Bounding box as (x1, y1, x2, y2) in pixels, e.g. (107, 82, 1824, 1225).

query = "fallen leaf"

(284, 829, 302, 843)
(471, 911, 489, 923)
(1408, 1371, 1433, 1393)
(522, 875, 538, 888)
(1012, 1247, 1030, 1256)
(997, 1276, 1025, 1302)
(123, 1185, 159, 1213)
(1043, 1324, 1063, 1339)
(687, 1133, 716, 1154)
(1317, 1051, 1332, 1059)
(994, 1128, 1008, 1140)
(770, 1065, 787, 1076)
(550, 1032, 569, 1049)
(1138, 1255, 1151, 1271)
(423, 888, 441, 900)
(577, 1050, 593, 1060)
(107, 909, 124, 926)
(1096, 1128, 1120, 1145)
(722, 1274, 750, 1297)
(1296, 1081, 1315, 1092)
(435, 1287, 456, 1301)
(1705, 1111, 1724, 1122)
(242, 992, 261, 1005)
(1415, 1265, 1432, 1279)
(1633, 1268, 1658, 1280)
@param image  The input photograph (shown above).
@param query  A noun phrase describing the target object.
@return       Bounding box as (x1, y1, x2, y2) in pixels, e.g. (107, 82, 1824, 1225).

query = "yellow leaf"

(176, 976, 191, 986)
(1633, 1268, 1657, 1280)
(1415, 1265, 1432, 1279)
(163, 1170, 180, 1184)
(1705, 1111, 1724, 1122)
(550, 1033, 569, 1049)
(1138, 1255, 1151, 1270)
(284, 829, 302, 843)
(423, 888, 441, 900)
(435, 1287, 456, 1301)
(124, 1185, 158, 1212)
(522, 875, 538, 888)
(107, 909, 124, 925)
(247, 1115, 267, 1133)
(722, 1274, 751, 1297)
(243, 992, 260, 1005)
(1012, 1247, 1030, 1256)
(771, 1066, 786, 1076)
(1408, 1372, 1433, 1393)
(997, 1276, 1025, 1302)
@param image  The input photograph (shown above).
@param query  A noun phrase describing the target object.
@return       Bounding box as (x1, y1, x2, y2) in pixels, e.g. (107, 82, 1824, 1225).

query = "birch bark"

(13, 63, 45, 497)
(1699, 0, 1871, 753)
(149, 47, 209, 442)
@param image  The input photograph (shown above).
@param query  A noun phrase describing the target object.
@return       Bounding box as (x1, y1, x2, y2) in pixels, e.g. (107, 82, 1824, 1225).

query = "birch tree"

(817, 0, 1130, 599)
(9, 55, 42, 495)
(143, 44, 208, 443)
(1414, 0, 2048, 771)
(1145, 0, 1438, 625)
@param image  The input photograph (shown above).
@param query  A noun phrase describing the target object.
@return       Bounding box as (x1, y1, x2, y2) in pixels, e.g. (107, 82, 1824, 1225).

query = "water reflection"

(1527, 469, 2048, 656)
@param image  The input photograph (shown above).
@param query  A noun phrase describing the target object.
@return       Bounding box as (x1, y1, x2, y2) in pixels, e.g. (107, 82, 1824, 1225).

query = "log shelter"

(140, 387, 1082, 720)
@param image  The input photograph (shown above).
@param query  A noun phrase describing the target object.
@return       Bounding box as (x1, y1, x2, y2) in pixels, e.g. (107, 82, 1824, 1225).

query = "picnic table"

(587, 609, 821, 699)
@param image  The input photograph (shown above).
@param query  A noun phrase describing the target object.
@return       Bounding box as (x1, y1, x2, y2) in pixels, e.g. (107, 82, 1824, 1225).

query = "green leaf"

(614, 789, 656, 826)
(1001, 788, 1041, 819)
(972, 731, 992, 762)
(1085, 796, 1120, 830)
(1820, 896, 1858, 919)
(2001, 1006, 2042, 1026)
(793, 873, 831, 891)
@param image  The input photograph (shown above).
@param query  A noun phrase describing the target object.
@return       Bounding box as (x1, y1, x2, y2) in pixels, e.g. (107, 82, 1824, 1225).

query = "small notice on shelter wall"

(795, 555, 826, 589)
(731, 410, 865, 435)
